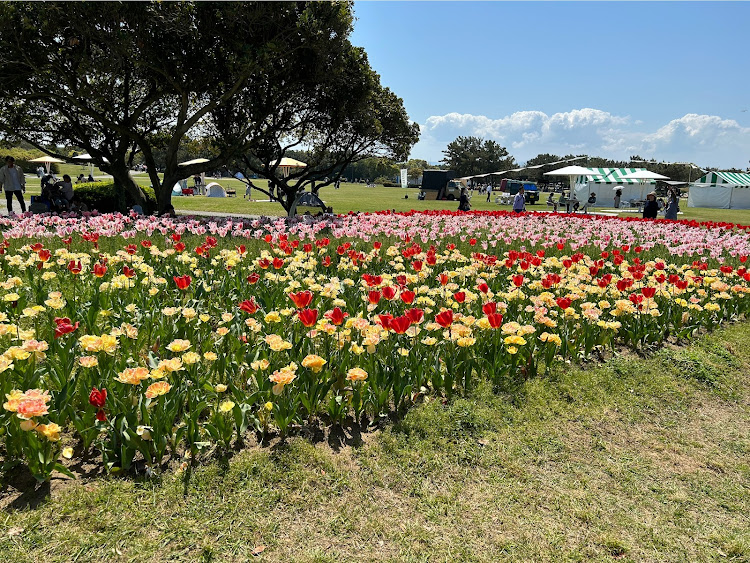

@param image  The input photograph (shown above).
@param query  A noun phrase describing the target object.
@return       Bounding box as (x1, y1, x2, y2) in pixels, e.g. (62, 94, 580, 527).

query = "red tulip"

(377, 314, 393, 329)
(641, 287, 656, 299)
(89, 387, 107, 408)
(54, 317, 80, 338)
(405, 308, 424, 324)
(173, 275, 191, 290)
(272, 257, 284, 269)
(238, 299, 259, 314)
(512, 275, 524, 287)
(288, 290, 313, 309)
(453, 291, 466, 303)
(247, 272, 260, 284)
(435, 310, 454, 328)
(321, 255, 332, 267)
(67, 260, 83, 275)
(382, 286, 397, 300)
(389, 315, 411, 335)
(298, 308, 318, 327)
(482, 302, 497, 316)
(400, 290, 415, 305)
(412, 260, 423, 272)
(324, 307, 348, 326)
(171, 233, 181, 242)
(96, 409, 107, 422)
(556, 297, 572, 310)
(37, 249, 51, 262)
(174, 242, 186, 253)
(438, 273, 449, 286)
(141, 240, 152, 248)
(486, 312, 503, 328)
(122, 266, 136, 278)
(629, 293, 644, 305)
(93, 263, 107, 278)
(477, 282, 489, 294)
(125, 244, 138, 255)
(368, 290, 381, 305)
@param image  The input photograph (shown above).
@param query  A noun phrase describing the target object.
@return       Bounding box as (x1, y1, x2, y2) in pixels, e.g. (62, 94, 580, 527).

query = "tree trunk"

(157, 176, 179, 215)
(107, 165, 148, 213)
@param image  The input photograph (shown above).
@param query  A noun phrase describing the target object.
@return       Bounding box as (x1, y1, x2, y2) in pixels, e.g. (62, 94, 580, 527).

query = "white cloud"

(412, 109, 750, 169)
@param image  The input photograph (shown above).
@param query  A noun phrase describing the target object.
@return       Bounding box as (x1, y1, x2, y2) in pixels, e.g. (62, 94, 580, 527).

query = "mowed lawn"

(17, 172, 750, 224)
(1, 323, 748, 562)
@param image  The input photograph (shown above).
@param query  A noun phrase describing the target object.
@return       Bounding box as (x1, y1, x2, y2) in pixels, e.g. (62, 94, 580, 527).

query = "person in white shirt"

(0, 156, 26, 214)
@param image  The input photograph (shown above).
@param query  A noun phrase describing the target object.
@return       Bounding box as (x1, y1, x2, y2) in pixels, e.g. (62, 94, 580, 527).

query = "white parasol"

(73, 153, 109, 178)
(620, 170, 670, 199)
(29, 156, 65, 173)
(178, 158, 211, 194)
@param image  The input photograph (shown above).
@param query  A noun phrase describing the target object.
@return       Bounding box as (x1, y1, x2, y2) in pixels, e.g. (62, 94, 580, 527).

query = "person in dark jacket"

(642, 192, 659, 219)
(458, 188, 471, 211)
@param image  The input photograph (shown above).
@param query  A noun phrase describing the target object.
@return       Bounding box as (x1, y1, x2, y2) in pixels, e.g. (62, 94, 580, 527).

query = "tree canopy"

(0, 1, 418, 213)
(440, 136, 516, 178)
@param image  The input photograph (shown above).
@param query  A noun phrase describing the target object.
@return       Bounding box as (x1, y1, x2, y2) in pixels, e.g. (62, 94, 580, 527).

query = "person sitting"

(76, 174, 85, 184)
(417, 190, 426, 201)
(87, 174, 94, 183)
(58, 174, 74, 202)
(458, 188, 471, 211)
(580, 192, 596, 214)
(546, 192, 558, 212)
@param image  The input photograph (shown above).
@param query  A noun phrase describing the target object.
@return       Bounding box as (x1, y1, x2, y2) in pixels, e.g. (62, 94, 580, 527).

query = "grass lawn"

(1, 323, 748, 561)
(17, 173, 750, 224)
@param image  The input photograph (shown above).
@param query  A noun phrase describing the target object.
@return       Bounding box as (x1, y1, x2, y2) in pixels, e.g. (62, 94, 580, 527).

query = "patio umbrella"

(73, 153, 109, 177)
(29, 156, 65, 173)
(269, 157, 307, 177)
(543, 165, 600, 196)
(178, 158, 211, 194)
(620, 170, 670, 199)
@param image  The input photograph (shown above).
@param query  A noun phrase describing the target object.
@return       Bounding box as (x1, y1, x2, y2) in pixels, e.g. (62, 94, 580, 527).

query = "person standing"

(0, 156, 26, 214)
(664, 187, 679, 220)
(642, 192, 659, 219)
(486, 183, 492, 202)
(513, 186, 526, 213)
(614, 188, 622, 208)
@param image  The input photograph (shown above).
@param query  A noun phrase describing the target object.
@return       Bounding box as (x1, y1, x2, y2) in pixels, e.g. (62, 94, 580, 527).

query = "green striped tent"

(688, 171, 750, 209)
(581, 168, 657, 185)
(695, 171, 750, 188)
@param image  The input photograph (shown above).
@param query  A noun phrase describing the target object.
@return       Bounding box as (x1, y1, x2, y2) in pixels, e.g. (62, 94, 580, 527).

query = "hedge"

(2, 148, 59, 175)
(73, 182, 157, 214)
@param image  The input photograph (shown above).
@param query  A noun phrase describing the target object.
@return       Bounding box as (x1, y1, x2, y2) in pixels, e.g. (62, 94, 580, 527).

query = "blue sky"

(350, 1, 750, 168)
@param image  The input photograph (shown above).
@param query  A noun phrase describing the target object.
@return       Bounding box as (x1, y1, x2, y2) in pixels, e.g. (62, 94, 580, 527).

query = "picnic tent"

(572, 168, 656, 208)
(687, 172, 750, 209)
(205, 182, 227, 198)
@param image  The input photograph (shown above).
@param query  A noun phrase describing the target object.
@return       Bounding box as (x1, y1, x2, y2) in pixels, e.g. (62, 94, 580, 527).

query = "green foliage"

(1, 147, 59, 174)
(441, 136, 516, 177)
(74, 182, 156, 214)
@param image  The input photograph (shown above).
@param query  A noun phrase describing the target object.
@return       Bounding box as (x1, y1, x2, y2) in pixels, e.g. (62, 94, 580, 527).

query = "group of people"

(76, 173, 95, 183)
(642, 186, 680, 220)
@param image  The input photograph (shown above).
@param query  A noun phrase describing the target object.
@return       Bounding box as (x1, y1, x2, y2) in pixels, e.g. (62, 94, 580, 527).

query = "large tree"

(440, 136, 516, 178)
(0, 2, 418, 213)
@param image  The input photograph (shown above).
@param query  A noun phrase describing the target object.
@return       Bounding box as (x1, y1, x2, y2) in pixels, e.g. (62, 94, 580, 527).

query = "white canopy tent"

(688, 172, 750, 209)
(569, 168, 659, 208)
(544, 165, 602, 198)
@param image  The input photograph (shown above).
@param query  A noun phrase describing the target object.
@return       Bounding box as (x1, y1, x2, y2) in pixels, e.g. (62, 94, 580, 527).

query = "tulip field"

(2, 209, 750, 483)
